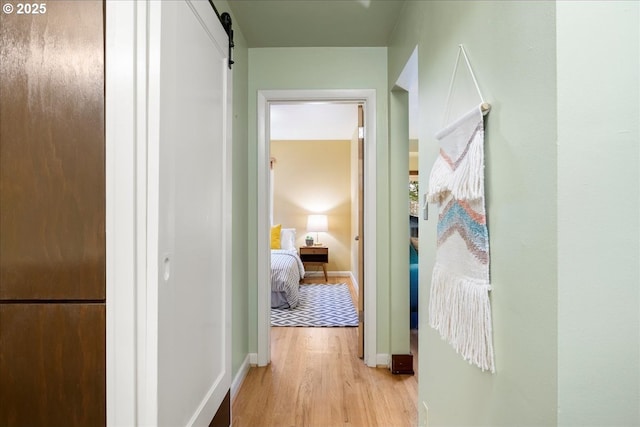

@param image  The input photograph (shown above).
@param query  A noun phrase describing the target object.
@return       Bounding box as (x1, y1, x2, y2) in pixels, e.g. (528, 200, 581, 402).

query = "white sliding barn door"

(149, 1, 232, 425)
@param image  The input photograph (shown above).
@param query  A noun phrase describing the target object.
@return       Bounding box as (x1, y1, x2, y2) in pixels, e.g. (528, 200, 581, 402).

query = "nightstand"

(299, 246, 329, 282)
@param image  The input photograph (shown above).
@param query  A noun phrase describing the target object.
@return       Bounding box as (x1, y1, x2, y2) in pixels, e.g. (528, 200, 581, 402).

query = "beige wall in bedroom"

(271, 139, 352, 274)
(409, 139, 419, 172)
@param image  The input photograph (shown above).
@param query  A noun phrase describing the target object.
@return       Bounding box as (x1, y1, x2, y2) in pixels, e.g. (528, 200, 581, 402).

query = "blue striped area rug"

(271, 283, 358, 327)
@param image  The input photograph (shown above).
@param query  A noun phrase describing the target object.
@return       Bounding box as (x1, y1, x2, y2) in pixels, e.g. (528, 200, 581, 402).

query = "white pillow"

(280, 228, 296, 251)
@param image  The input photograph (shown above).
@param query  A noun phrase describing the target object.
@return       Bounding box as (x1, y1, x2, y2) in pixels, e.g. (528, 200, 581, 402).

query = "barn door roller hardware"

(208, 1, 235, 69)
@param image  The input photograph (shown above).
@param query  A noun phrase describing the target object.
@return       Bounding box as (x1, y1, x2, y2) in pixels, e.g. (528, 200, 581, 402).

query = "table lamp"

(306, 214, 328, 246)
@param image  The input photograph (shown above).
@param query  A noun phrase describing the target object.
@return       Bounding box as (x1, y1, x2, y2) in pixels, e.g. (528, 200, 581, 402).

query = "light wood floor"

(232, 277, 418, 427)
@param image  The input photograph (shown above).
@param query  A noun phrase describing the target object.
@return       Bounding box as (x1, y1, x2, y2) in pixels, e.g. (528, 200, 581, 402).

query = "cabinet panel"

(0, 303, 106, 426)
(300, 247, 329, 263)
(0, 0, 105, 300)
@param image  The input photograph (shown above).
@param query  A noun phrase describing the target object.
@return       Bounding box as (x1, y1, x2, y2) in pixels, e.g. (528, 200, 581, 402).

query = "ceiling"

(226, 0, 407, 48)
(228, 0, 417, 143)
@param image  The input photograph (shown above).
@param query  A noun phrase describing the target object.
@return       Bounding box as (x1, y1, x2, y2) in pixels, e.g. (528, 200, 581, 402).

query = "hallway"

(232, 325, 417, 427)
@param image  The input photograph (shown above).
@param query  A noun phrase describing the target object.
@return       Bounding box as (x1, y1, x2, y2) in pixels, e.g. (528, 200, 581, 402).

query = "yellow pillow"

(270, 224, 282, 249)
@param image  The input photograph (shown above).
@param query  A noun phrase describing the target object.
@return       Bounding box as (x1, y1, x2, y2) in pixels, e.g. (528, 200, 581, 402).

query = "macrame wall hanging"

(427, 44, 495, 373)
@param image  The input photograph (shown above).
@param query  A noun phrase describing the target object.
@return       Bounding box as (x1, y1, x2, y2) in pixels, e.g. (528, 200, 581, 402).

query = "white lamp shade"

(307, 214, 328, 232)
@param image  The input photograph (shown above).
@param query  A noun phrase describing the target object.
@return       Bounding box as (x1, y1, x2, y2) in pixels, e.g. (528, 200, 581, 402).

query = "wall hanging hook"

(443, 44, 491, 126)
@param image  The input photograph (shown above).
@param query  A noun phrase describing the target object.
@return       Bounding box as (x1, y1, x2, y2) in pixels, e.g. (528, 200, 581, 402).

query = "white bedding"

(271, 249, 305, 309)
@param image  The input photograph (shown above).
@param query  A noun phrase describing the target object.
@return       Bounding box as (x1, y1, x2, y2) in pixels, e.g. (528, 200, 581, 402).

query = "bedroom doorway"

(256, 89, 378, 368)
(268, 101, 362, 330)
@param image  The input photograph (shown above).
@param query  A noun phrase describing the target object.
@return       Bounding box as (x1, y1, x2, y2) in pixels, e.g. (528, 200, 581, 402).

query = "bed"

(271, 227, 305, 309)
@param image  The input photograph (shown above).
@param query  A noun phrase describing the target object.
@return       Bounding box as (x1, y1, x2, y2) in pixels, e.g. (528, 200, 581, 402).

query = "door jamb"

(105, 2, 143, 425)
(256, 89, 377, 367)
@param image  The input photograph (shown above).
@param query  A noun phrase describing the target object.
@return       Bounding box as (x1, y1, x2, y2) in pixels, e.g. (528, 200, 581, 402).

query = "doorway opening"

(268, 101, 361, 353)
(393, 47, 420, 377)
(256, 89, 378, 367)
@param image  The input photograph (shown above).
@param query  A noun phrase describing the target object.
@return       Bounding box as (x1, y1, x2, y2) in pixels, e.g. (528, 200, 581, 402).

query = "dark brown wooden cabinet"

(0, 304, 106, 425)
(0, 0, 105, 301)
(0, 1, 106, 425)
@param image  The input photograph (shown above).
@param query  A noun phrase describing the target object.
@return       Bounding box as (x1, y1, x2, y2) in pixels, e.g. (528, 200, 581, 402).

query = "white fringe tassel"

(427, 126, 485, 204)
(429, 263, 495, 373)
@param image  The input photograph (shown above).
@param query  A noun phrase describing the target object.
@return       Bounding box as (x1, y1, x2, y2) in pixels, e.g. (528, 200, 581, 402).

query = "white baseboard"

(231, 354, 252, 402)
(248, 352, 258, 366)
(376, 353, 390, 368)
(304, 270, 352, 278)
(349, 271, 359, 294)
(330, 270, 352, 277)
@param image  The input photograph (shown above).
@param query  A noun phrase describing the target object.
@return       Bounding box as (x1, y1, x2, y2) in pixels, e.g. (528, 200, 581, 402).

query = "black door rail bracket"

(208, 0, 235, 69)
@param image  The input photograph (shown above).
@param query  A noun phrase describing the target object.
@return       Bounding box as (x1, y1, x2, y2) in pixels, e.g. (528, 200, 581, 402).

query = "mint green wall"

(389, 89, 411, 355)
(389, 2, 558, 425)
(557, 2, 640, 425)
(231, 35, 250, 378)
(226, 3, 639, 421)
(216, 1, 250, 379)
(247, 47, 391, 355)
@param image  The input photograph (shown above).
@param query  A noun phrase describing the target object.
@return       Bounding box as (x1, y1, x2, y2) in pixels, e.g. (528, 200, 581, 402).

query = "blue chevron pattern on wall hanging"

(427, 104, 495, 373)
